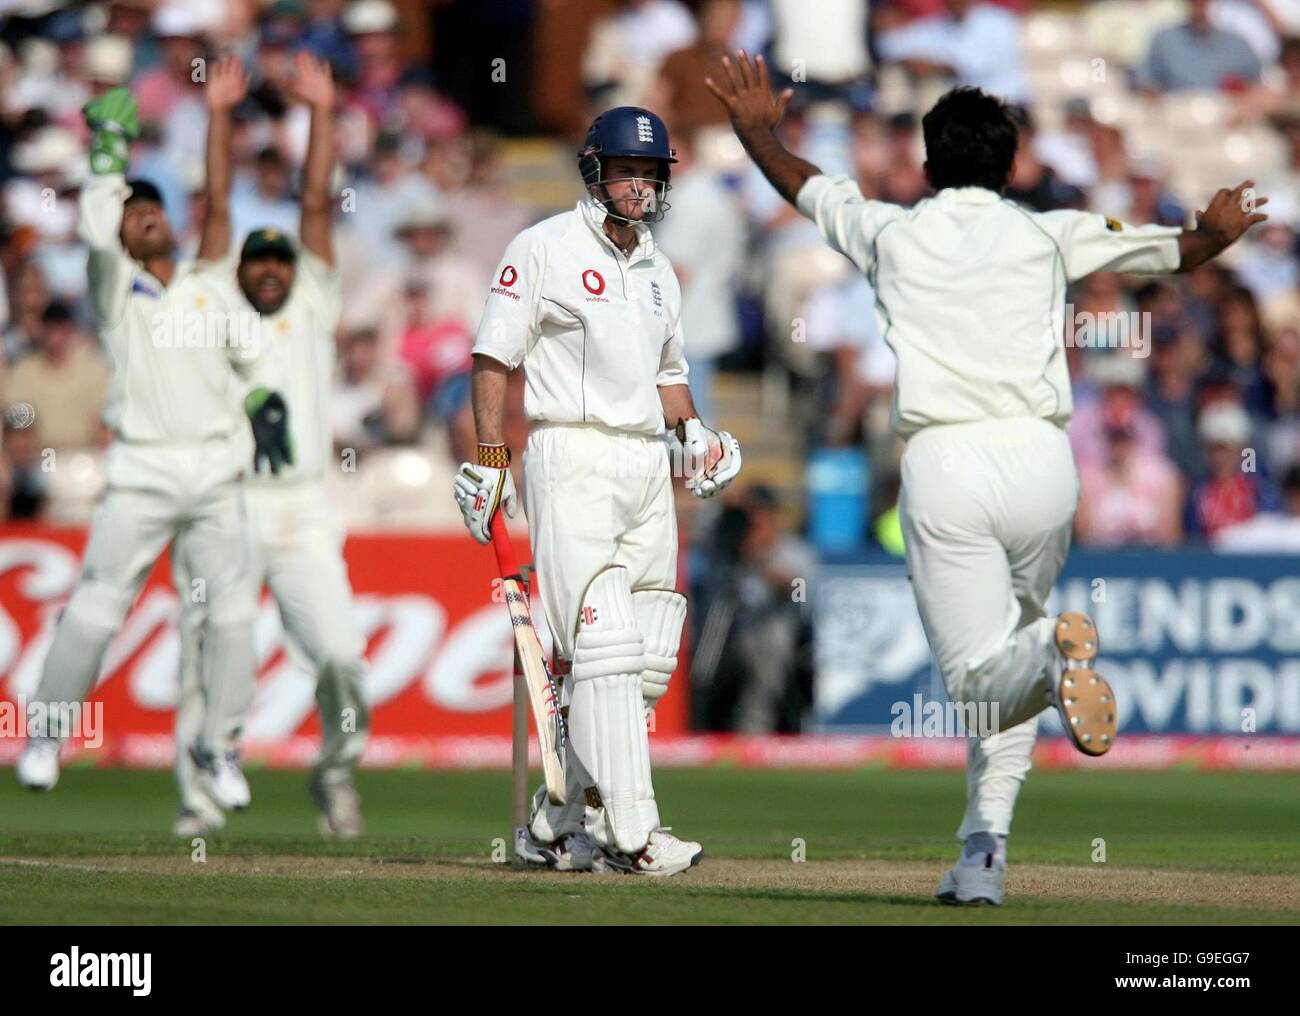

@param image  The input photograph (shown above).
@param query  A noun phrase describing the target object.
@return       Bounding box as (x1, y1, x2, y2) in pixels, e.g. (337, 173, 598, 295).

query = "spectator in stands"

(0, 413, 49, 520)
(1146, 322, 1210, 478)
(342, 132, 440, 258)
(656, 0, 743, 138)
(1212, 284, 1272, 418)
(1076, 404, 1185, 547)
(767, 0, 873, 107)
(1137, 0, 1263, 92)
(230, 147, 299, 242)
(1071, 353, 1168, 473)
(584, 0, 697, 109)
(691, 486, 814, 732)
(1186, 400, 1283, 538)
(876, 0, 1032, 103)
(2, 261, 51, 365)
(303, 0, 360, 81)
(1006, 106, 1086, 211)
(331, 324, 420, 456)
(344, 0, 406, 127)
(2, 301, 108, 450)
(1214, 462, 1300, 550)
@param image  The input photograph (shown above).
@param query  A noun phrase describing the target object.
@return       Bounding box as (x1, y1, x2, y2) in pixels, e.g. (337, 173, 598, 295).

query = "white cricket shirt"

(796, 175, 1184, 439)
(472, 199, 688, 437)
(81, 173, 264, 445)
(227, 248, 342, 485)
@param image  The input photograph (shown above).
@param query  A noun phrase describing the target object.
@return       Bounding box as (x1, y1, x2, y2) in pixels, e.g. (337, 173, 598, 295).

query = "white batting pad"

(568, 566, 658, 853)
(632, 588, 687, 708)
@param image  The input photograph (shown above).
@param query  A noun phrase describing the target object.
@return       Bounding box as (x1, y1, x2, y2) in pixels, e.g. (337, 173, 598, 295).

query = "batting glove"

(245, 388, 294, 476)
(676, 417, 743, 498)
(453, 444, 518, 545)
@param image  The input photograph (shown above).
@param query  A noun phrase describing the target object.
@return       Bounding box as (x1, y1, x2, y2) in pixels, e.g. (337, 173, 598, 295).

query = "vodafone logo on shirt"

(582, 269, 605, 296)
(491, 264, 520, 301)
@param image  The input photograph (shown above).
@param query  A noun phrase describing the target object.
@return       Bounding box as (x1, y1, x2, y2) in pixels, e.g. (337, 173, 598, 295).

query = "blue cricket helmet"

(578, 106, 677, 222)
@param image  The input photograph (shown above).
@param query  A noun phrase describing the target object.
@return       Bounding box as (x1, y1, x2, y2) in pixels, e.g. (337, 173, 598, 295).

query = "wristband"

(477, 443, 511, 468)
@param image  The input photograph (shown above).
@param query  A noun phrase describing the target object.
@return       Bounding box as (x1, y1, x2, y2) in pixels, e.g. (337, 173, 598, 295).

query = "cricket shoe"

(937, 852, 1005, 906)
(310, 769, 364, 840)
(514, 826, 595, 871)
(192, 747, 252, 811)
(591, 828, 703, 877)
(16, 738, 60, 791)
(1050, 611, 1117, 757)
(172, 805, 225, 838)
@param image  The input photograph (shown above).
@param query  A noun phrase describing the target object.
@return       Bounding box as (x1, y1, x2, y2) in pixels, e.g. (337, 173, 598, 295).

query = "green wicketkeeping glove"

(245, 388, 295, 476)
(83, 87, 141, 175)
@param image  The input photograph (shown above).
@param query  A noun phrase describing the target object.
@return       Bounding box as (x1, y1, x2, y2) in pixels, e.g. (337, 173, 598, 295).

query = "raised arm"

(198, 55, 250, 263)
(705, 50, 821, 206)
(1177, 180, 1269, 272)
(290, 51, 337, 266)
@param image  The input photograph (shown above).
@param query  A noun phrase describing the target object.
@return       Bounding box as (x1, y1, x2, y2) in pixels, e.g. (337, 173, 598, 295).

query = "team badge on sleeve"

(1105, 216, 1123, 232)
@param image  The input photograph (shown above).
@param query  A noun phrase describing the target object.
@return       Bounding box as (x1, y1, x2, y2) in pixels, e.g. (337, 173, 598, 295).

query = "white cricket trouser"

(31, 440, 257, 758)
(174, 480, 368, 815)
(523, 423, 677, 662)
(522, 422, 677, 840)
(899, 416, 1079, 840)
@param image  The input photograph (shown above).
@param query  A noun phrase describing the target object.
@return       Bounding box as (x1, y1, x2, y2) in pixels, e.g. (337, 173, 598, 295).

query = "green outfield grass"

(1, 767, 1297, 924)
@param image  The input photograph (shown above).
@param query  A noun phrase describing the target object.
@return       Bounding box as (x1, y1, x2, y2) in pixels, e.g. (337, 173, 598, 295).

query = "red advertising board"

(0, 524, 689, 767)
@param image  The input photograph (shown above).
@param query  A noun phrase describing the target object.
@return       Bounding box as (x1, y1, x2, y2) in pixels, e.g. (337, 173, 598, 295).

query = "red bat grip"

(490, 510, 521, 579)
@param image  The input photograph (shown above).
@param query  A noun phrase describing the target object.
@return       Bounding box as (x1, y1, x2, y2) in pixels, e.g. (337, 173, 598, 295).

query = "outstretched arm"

(705, 50, 821, 206)
(1177, 180, 1269, 272)
(198, 55, 249, 262)
(291, 51, 337, 266)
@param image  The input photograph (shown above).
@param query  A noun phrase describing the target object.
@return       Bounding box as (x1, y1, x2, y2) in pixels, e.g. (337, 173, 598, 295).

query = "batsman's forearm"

(659, 382, 697, 430)
(471, 354, 509, 446)
(735, 125, 821, 207)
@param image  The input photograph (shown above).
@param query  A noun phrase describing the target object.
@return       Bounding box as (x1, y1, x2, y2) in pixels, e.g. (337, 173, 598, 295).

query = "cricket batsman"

(708, 53, 1267, 904)
(16, 71, 293, 803)
(171, 53, 369, 839)
(453, 106, 742, 875)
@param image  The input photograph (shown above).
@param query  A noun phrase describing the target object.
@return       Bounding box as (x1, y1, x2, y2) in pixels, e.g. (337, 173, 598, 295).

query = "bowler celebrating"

(453, 107, 741, 875)
(708, 53, 1267, 904)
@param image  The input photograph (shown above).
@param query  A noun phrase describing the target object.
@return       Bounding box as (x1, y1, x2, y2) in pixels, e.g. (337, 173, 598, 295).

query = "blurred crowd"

(2, 0, 1299, 723)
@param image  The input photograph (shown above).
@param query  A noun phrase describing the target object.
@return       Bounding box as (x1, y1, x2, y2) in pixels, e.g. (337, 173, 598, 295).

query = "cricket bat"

(490, 511, 566, 805)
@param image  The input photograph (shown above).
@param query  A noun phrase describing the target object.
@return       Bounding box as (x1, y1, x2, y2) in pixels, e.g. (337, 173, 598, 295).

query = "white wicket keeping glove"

(676, 417, 743, 498)
(452, 445, 518, 545)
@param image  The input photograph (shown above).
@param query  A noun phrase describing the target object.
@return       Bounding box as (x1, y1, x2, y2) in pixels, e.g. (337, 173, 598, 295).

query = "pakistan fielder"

(708, 54, 1267, 904)
(16, 68, 293, 804)
(453, 106, 742, 876)
(171, 53, 369, 839)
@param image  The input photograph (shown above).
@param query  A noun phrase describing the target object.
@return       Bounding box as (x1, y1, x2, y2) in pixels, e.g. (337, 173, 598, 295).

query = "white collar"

(578, 199, 655, 260)
(935, 187, 1003, 205)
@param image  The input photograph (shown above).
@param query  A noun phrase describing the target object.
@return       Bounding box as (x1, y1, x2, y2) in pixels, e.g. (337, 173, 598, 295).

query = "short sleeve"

(473, 228, 545, 369)
(795, 174, 906, 275)
(658, 313, 689, 388)
(1039, 209, 1183, 281)
(296, 247, 343, 335)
